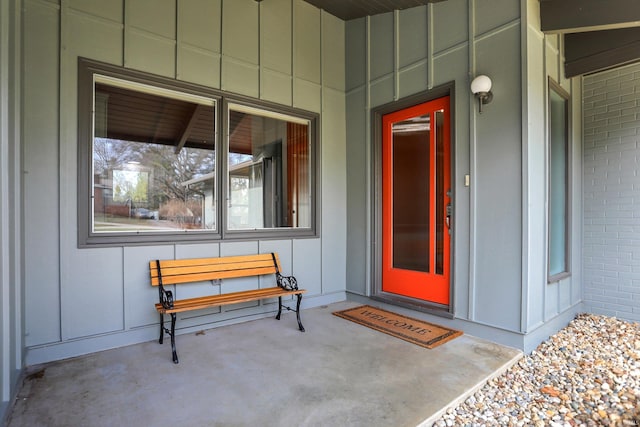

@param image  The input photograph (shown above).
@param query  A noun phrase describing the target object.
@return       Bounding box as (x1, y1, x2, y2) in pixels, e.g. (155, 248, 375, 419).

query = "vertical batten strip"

(258, 0, 262, 99)
(428, 3, 434, 90)
(320, 9, 323, 111)
(219, 0, 224, 89)
(394, 10, 399, 101)
(542, 31, 550, 322)
(520, 0, 529, 335)
(59, 0, 68, 341)
(174, 0, 178, 79)
(319, 8, 323, 295)
(290, 0, 294, 107)
(558, 35, 563, 87)
(292, 0, 297, 107)
(467, 0, 477, 321)
(366, 15, 371, 109)
(121, 1, 126, 66)
(220, 0, 225, 91)
(0, 0, 7, 403)
(365, 15, 372, 292)
(123, 0, 128, 68)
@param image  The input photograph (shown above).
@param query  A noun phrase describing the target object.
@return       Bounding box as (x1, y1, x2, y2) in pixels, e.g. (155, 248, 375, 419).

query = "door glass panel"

(392, 114, 430, 272)
(435, 110, 444, 275)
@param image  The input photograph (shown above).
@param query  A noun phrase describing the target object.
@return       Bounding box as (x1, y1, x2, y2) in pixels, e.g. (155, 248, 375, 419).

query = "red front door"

(381, 96, 451, 305)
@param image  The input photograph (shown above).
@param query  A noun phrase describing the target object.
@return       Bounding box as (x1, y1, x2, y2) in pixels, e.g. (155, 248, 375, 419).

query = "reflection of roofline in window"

(228, 102, 310, 125)
(229, 159, 261, 177)
(181, 172, 215, 187)
(95, 80, 216, 150)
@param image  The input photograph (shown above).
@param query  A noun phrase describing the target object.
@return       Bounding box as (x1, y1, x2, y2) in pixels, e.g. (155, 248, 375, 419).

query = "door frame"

(370, 82, 456, 317)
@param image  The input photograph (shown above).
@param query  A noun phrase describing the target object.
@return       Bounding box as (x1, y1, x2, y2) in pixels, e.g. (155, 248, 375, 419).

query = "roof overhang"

(540, 0, 640, 77)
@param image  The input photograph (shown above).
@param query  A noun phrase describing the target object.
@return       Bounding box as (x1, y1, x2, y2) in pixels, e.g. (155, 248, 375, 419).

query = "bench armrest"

(276, 272, 299, 291)
(159, 286, 174, 310)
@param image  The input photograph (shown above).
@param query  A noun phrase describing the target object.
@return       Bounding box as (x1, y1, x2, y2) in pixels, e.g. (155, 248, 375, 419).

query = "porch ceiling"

(302, 0, 445, 21)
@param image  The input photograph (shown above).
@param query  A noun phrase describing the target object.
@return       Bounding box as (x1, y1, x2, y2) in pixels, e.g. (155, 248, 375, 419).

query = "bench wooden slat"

(156, 253, 275, 267)
(154, 287, 307, 314)
(151, 259, 277, 276)
(149, 254, 284, 286)
(150, 266, 278, 286)
(150, 253, 282, 272)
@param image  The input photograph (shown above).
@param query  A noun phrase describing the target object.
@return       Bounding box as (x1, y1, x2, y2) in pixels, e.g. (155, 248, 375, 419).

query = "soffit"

(302, 0, 445, 21)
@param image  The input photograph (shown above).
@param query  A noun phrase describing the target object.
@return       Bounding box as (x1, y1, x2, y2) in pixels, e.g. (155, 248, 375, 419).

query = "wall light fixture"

(470, 75, 493, 114)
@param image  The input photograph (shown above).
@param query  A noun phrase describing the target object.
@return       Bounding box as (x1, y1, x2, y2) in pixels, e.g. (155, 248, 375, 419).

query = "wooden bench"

(149, 252, 306, 363)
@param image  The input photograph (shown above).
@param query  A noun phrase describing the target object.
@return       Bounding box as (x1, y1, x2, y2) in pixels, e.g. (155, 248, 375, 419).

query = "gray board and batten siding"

(345, 0, 583, 351)
(22, 0, 346, 365)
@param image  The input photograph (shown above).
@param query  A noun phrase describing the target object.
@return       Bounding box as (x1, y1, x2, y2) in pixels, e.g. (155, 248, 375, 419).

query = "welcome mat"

(333, 305, 462, 349)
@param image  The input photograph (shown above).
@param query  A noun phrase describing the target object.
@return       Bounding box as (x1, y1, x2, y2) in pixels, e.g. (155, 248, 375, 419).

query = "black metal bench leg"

(159, 313, 164, 344)
(296, 293, 305, 332)
(276, 296, 282, 320)
(170, 313, 179, 364)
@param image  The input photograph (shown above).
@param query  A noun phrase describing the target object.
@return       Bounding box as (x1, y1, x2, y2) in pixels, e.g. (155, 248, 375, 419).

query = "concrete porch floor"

(7, 301, 522, 427)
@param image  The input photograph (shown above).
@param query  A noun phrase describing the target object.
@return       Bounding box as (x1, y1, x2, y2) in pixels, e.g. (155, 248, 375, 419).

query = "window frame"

(547, 78, 571, 283)
(221, 97, 319, 240)
(77, 58, 319, 247)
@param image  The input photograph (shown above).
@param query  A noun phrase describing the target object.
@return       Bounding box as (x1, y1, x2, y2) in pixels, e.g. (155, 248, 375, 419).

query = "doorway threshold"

(371, 292, 454, 319)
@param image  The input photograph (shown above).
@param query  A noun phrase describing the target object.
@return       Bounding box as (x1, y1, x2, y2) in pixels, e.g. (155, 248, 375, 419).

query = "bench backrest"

(150, 253, 283, 286)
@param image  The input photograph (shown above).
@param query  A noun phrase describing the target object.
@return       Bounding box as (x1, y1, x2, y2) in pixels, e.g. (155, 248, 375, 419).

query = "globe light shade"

(470, 75, 493, 113)
(471, 75, 492, 95)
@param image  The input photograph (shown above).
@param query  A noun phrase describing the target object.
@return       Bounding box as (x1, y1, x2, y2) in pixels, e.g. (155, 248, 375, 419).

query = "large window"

(548, 79, 570, 281)
(92, 76, 217, 234)
(78, 59, 317, 246)
(227, 104, 311, 230)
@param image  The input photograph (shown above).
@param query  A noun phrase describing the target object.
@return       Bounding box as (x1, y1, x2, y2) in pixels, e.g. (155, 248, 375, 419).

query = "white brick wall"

(583, 62, 640, 321)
